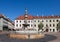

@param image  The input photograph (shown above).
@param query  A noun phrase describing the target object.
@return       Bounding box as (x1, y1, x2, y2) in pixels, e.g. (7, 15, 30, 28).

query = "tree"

(38, 22, 43, 31)
(57, 21, 60, 32)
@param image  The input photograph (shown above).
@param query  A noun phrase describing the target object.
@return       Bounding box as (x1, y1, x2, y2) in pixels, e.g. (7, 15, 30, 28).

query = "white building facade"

(14, 9, 60, 32)
(33, 17, 60, 32)
(0, 14, 14, 31)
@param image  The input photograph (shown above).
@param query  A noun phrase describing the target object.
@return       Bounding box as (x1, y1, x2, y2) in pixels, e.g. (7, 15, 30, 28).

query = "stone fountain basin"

(7, 31, 44, 39)
(8, 33, 44, 39)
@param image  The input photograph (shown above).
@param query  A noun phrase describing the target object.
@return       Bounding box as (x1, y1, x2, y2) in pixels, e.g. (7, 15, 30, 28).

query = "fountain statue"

(8, 8, 44, 39)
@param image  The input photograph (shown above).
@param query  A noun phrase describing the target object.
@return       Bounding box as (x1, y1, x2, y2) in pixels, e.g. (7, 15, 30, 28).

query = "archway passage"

(45, 29, 48, 32)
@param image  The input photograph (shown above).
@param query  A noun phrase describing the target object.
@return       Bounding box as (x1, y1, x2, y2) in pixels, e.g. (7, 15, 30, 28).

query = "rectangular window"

(46, 24, 48, 27)
(34, 25, 36, 27)
(46, 20, 48, 22)
(50, 20, 51, 22)
(38, 20, 40, 22)
(34, 20, 36, 22)
(28, 21, 30, 23)
(53, 24, 55, 27)
(31, 21, 32, 23)
(16, 20, 18, 23)
(31, 24, 33, 27)
(20, 24, 21, 27)
(50, 24, 51, 27)
(56, 20, 59, 22)
(50, 29, 51, 31)
(24, 20, 27, 23)
(42, 20, 44, 22)
(20, 21, 21, 23)
(57, 24, 58, 27)
(53, 20, 55, 22)
(16, 24, 18, 27)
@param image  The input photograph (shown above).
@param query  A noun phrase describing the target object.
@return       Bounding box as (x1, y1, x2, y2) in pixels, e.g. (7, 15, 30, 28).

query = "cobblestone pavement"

(0, 32, 60, 42)
(45, 32, 60, 42)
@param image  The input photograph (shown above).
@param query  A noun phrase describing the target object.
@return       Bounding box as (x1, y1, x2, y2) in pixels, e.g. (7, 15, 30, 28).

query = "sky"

(0, 0, 60, 21)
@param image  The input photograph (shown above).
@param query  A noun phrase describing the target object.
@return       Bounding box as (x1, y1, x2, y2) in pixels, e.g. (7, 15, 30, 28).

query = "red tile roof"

(16, 16, 24, 20)
(16, 15, 60, 20)
(28, 15, 33, 20)
(16, 15, 33, 20)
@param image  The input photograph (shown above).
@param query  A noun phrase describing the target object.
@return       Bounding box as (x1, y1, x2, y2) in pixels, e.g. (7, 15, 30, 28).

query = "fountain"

(8, 8, 44, 39)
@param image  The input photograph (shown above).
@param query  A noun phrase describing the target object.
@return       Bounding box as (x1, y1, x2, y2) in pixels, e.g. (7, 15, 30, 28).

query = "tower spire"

(24, 8, 28, 18)
(25, 8, 28, 14)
